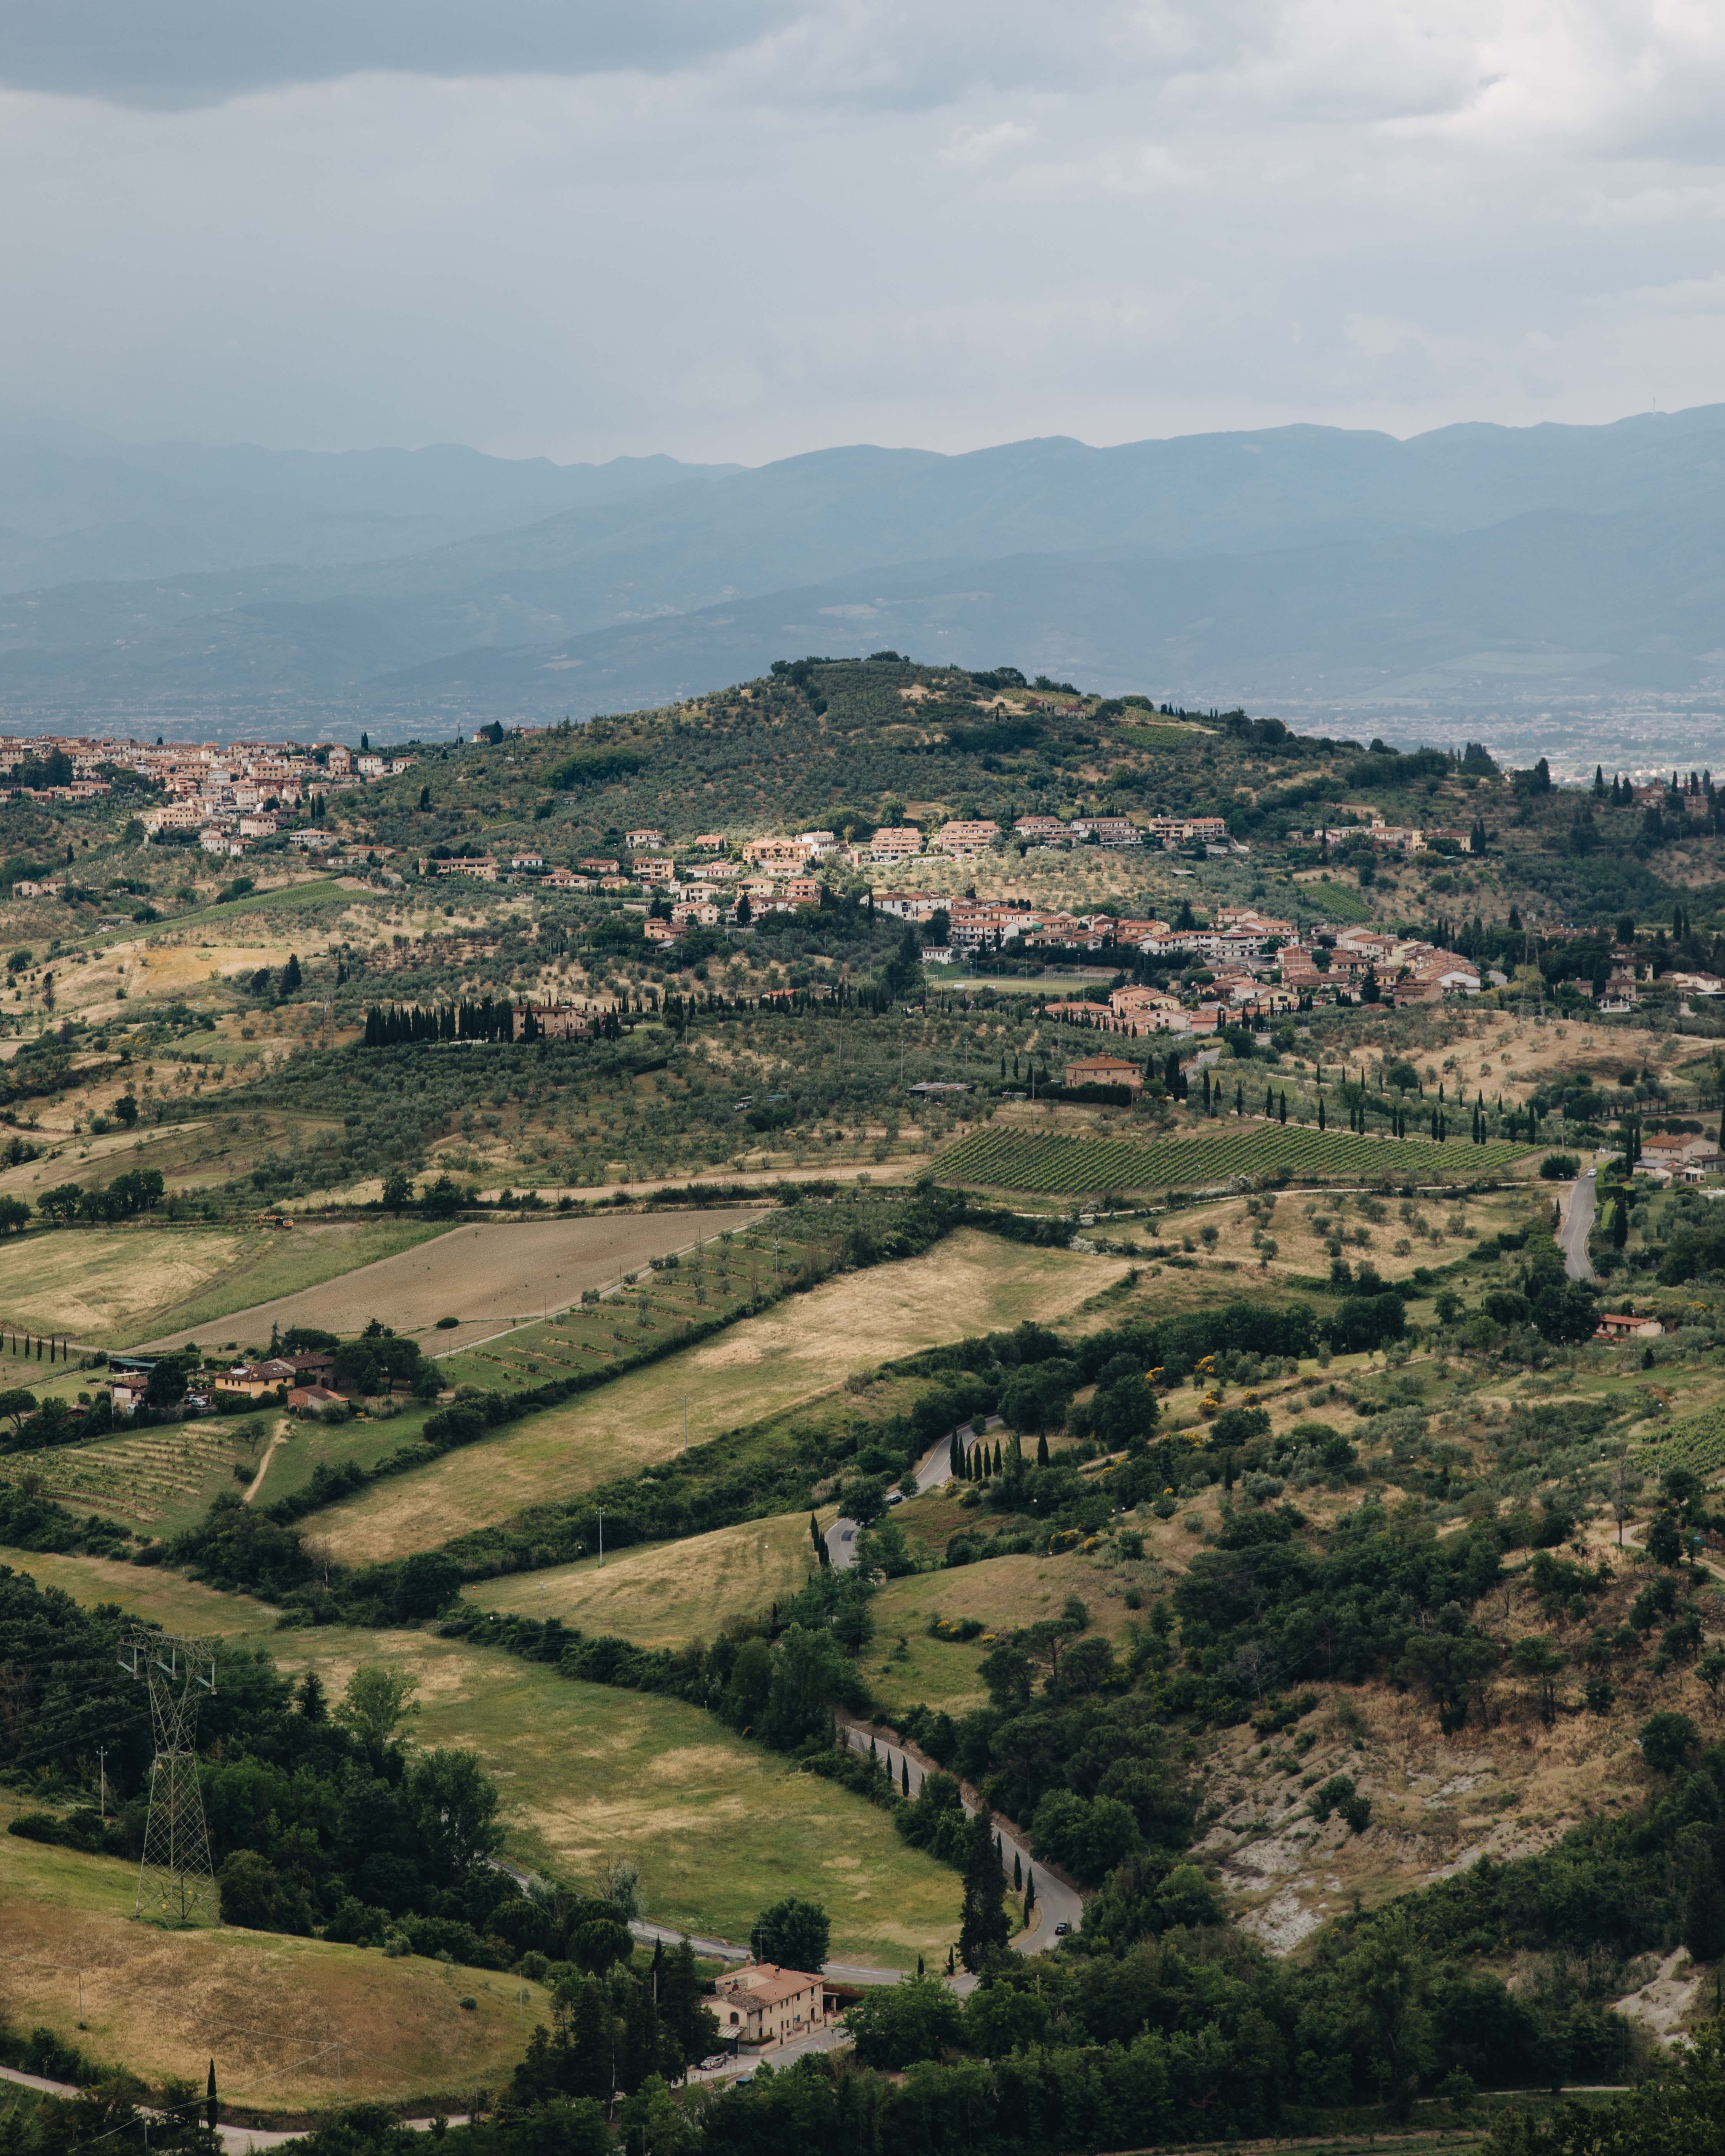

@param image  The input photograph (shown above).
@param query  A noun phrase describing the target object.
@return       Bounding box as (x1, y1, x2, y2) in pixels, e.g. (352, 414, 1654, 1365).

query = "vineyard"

(0, 1421, 249, 1525)
(932, 1122, 1538, 1195)
(1637, 1402, 1725, 1480)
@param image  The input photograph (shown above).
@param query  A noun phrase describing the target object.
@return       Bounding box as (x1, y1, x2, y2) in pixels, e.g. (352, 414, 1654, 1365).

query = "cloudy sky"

(3, 0, 1723, 462)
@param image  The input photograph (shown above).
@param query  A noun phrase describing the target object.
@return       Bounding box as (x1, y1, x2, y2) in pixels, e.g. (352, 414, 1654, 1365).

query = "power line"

(119, 1626, 218, 1929)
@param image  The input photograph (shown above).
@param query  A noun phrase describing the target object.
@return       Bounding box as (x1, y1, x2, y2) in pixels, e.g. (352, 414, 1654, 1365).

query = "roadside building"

(711, 1965, 833, 2051)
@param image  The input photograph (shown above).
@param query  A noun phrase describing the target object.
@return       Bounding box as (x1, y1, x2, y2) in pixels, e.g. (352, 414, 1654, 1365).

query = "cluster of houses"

(1020, 913, 1487, 1034)
(417, 804, 1244, 918)
(1309, 817, 1476, 855)
(0, 732, 412, 862)
(139, 741, 414, 857)
(106, 1346, 348, 1419)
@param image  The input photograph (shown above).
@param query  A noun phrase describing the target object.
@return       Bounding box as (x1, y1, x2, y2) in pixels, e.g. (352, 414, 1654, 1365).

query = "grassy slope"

(0, 1550, 961, 1969)
(0, 1800, 549, 2113)
(0, 1219, 441, 1346)
(302, 1231, 1131, 1563)
(467, 1510, 831, 1644)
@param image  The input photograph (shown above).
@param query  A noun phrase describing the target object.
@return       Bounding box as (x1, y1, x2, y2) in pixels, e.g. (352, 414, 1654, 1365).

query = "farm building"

(1064, 1053, 1144, 1092)
(711, 1963, 834, 2050)
(289, 1384, 349, 1417)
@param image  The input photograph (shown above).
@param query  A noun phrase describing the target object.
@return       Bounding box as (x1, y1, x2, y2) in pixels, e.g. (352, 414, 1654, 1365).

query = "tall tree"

(958, 1808, 1010, 1972)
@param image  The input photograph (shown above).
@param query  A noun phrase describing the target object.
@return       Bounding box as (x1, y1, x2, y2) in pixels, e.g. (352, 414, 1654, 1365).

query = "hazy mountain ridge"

(2, 404, 1724, 734)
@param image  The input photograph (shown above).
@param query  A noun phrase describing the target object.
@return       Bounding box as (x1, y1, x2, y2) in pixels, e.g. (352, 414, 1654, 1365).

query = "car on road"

(1054, 1921, 1070, 1935)
(885, 1491, 903, 1506)
(699, 2056, 730, 2071)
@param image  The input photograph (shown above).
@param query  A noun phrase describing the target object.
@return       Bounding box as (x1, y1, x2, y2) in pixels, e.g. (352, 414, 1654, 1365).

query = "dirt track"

(141, 1209, 762, 1353)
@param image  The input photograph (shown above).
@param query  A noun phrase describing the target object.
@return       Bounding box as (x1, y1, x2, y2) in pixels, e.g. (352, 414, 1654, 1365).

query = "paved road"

(1560, 1169, 1598, 1282)
(0, 2065, 466, 2153)
(839, 1724, 1084, 1955)
(826, 1416, 1003, 1571)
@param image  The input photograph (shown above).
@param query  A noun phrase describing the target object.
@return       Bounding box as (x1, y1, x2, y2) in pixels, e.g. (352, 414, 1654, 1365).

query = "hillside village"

(5, 663, 1725, 2156)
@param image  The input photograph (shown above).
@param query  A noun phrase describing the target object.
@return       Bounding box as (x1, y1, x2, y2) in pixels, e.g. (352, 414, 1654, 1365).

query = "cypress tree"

(958, 1810, 1011, 1970)
(901, 1757, 910, 1796)
(1037, 1431, 1050, 1466)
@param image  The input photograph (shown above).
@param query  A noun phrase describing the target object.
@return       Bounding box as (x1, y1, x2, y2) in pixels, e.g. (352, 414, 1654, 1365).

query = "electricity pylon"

(120, 1626, 218, 1928)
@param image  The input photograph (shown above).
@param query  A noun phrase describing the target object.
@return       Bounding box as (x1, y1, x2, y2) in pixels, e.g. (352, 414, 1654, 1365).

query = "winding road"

(825, 1415, 1004, 1570)
(837, 1722, 1084, 1955)
(1559, 1168, 1598, 1282)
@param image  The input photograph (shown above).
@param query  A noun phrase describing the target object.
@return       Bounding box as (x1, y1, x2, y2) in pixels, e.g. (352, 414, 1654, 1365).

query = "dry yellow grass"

(1154, 1182, 1536, 1286)
(468, 1510, 829, 1644)
(872, 1546, 1143, 1644)
(305, 1230, 1131, 1563)
(0, 1545, 281, 1637)
(0, 1809, 549, 2112)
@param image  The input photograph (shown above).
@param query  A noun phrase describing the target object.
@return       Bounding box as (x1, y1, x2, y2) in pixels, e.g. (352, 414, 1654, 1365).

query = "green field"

(303, 1229, 1130, 1562)
(933, 1123, 1536, 1195)
(0, 1548, 962, 1968)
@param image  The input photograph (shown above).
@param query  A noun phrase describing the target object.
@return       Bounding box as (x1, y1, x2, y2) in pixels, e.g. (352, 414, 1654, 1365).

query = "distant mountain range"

(0, 406, 1722, 745)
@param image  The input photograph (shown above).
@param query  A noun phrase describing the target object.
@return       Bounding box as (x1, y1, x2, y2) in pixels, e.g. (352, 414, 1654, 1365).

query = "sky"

(3, 0, 1724, 464)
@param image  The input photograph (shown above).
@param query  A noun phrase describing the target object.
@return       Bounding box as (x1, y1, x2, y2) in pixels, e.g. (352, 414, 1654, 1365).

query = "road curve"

(839, 1722, 1083, 1954)
(826, 1416, 1003, 1571)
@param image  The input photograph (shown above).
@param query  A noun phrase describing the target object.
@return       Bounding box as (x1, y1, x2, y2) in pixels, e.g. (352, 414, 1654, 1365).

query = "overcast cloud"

(2, 0, 1723, 462)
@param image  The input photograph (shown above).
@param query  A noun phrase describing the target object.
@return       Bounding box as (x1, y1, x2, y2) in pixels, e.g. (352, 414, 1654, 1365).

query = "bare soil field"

(0, 1219, 439, 1346)
(303, 1231, 1131, 1563)
(0, 1804, 548, 2112)
(142, 1207, 764, 1353)
(467, 1510, 831, 1644)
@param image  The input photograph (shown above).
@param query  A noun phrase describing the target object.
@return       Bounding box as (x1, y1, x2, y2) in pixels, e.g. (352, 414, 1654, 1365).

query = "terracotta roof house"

(711, 1964, 834, 2051)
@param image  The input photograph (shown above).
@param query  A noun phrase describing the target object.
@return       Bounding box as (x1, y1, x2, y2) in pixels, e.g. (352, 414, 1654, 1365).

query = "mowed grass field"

(0, 1550, 961, 1969)
(468, 1511, 831, 1644)
(0, 1804, 549, 2112)
(0, 1219, 440, 1346)
(144, 1208, 765, 1354)
(303, 1231, 1132, 1563)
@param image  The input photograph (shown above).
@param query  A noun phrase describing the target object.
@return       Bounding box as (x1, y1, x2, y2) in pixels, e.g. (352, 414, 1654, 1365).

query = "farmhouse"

(711, 1963, 833, 2051)
(1594, 1312, 1664, 1341)
(1065, 1052, 1144, 1092)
